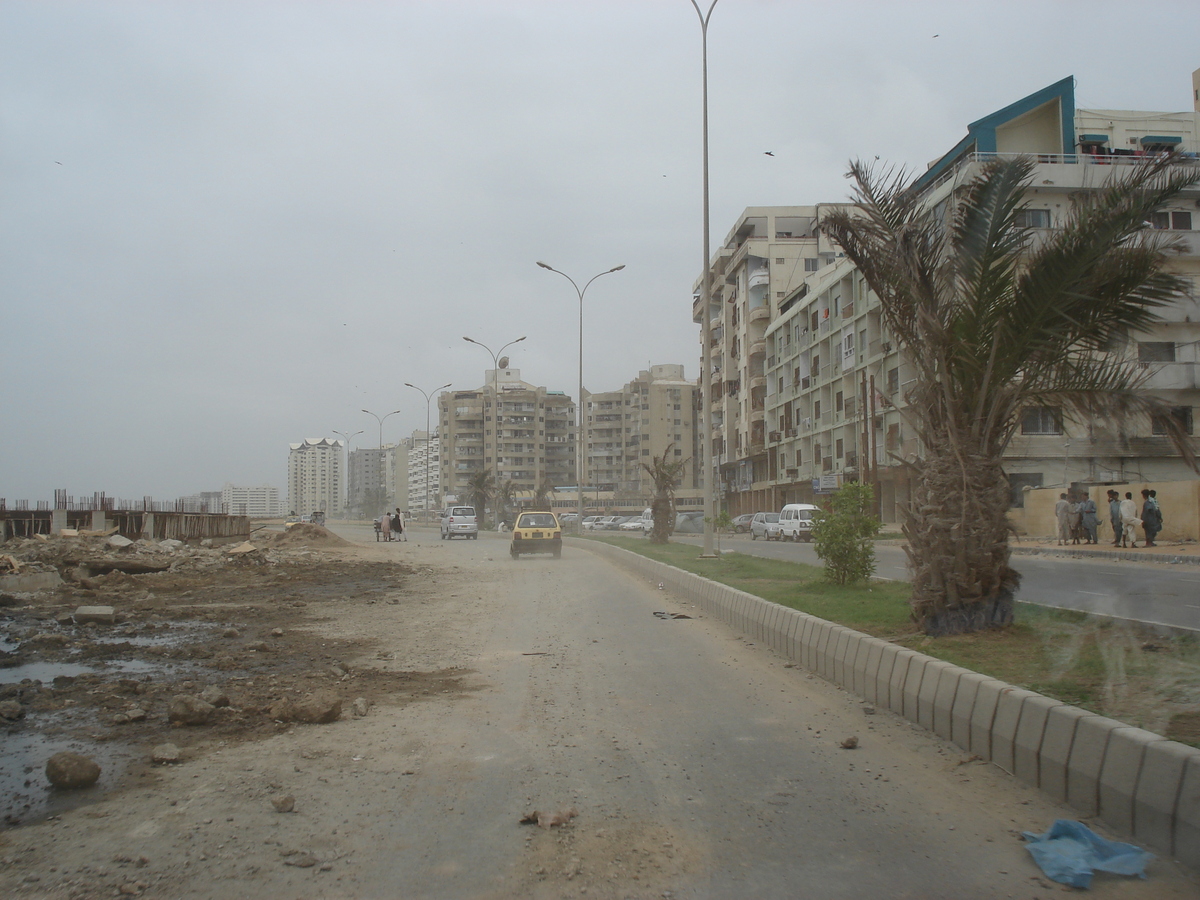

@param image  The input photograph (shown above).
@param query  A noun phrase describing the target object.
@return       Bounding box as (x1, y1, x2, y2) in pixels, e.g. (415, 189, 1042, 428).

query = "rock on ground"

(45, 751, 101, 788)
(168, 695, 215, 726)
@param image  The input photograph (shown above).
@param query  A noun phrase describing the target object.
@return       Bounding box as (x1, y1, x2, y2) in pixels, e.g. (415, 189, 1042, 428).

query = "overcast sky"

(3, 1, 1198, 503)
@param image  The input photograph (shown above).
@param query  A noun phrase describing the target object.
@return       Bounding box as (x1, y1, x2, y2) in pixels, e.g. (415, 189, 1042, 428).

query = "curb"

(580, 539, 1200, 869)
(1010, 545, 1200, 566)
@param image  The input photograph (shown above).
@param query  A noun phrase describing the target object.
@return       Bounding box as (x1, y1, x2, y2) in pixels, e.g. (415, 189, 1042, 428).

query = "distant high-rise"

(287, 438, 344, 516)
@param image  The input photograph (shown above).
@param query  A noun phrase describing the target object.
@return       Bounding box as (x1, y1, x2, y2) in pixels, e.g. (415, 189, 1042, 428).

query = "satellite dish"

(498, 356, 509, 369)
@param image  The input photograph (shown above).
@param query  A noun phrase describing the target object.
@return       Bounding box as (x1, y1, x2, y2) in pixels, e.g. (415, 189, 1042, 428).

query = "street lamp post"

(463, 335, 526, 525)
(536, 262, 625, 527)
(690, 0, 720, 558)
(331, 429, 363, 518)
(361, 408, 402, 515)
(405, 382, 453, 523)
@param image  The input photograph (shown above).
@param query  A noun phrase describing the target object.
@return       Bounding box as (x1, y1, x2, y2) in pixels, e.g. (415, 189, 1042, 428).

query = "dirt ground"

(0, 527, 484, 897)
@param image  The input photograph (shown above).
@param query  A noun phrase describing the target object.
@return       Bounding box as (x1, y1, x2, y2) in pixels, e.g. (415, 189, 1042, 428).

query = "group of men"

(376, 508, 407, 542)
(1054, 489, 1163, 548)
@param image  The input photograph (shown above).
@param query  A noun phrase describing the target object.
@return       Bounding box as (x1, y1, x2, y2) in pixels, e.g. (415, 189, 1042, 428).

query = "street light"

(331, 429, 363, 517)
(361, 408, 402, 515)
(536, 262, 625, 526)
(405, 381, 452, 522)
(462, 335, 526, 523)
(690, 0, 720, 558)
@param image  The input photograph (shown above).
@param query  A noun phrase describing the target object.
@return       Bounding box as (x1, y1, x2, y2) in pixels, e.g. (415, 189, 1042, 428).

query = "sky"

(3, 0, 1199, 503)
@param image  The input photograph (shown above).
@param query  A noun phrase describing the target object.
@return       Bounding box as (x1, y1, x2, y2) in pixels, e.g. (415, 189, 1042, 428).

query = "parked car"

(581, 516, 600, 531)
(596, 516, 621, 531)
(558, 512, 580, 524)
(638, 507, 654, 534)
(440, 505, 479, 540)
(510, 511, 562, 559)
(618, 516, 645, 531)
(778, 503, 820, 542)
(674, 511, 705, 534)
(731, 513, 755, 534)
(750, 512, 781, 541)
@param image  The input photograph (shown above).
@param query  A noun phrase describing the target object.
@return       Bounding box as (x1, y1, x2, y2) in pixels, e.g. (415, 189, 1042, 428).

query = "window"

(1152, 406, 1194, 435)
(835, 391, 844, 412)
(1008, 473, 1043, 508)
(804, 258, 819, 272)
(1173, 211, 1193, 230)
(775, 258, 785, 265)
(1014, 208, 1051, 228)
(1021, 406, 1063, 434)
(1138, 341, 1176, 362)
(835, 438, 844, 458)
(887, 367, 899, 394)
(1147, 211, 1191, 231)
(813, 399, 821, 419)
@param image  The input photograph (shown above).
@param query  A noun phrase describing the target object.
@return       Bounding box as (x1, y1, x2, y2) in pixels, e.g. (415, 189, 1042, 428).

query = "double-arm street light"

(361, 408, 402, 514)
(463, 336, 526, 518)
(405, 381, 453, 522)
(331, 429, 363, 517)
(690, 0, 720, 558)
(535, 262, 625, 525)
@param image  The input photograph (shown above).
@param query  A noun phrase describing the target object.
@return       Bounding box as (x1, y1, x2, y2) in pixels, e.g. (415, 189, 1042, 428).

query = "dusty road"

(2, 526, 1198, 899)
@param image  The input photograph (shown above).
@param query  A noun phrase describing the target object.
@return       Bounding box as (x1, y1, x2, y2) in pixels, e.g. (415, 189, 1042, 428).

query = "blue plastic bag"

(1022, 820, 1154, 889)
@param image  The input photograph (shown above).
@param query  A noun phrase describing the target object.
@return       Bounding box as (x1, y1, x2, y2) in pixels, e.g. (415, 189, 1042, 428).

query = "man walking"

(1055, 493, 1071, 546)
(1119, 492, 1140, 548)
(1141, 489, 1162, 547)
(1080, 494, 1098, 544)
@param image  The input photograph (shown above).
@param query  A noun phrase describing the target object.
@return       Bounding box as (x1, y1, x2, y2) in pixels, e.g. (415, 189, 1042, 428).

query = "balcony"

(748, 269, 770, 289)
(749, 339, 766, 358)
(1141, 362, 1198, 391)
(749, 374, 766, 390)
(749, 304, 770, 324)
(750, 407, 765, 424)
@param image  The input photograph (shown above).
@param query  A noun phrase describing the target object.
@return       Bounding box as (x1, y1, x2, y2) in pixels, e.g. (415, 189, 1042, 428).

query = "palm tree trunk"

(903, 432, 1020, 635)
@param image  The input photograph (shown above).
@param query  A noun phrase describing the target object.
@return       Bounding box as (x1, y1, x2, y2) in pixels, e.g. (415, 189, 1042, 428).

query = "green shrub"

(811, 482, 881, 584)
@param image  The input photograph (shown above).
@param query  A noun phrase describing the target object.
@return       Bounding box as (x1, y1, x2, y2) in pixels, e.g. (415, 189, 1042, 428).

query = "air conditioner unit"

(803, 417, 813, 428)
(881, 342, 892, 352)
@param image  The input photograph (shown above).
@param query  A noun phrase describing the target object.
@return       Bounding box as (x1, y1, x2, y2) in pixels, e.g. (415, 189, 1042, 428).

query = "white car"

(440, 506, 479, 540)
(750, 512, 781, 541)
(618, 517, 645, 531)
(581, 516, 600, 531)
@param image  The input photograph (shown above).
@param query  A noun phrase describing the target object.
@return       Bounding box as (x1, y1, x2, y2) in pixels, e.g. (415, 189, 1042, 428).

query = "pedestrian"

(1107, 490, 1122, 546)
(1055, 493, 1070, 546)
(1080, 494, 1098, 544)
(379, 512, 392, 542)
(1141, 489, 1162, 547)
(394, 508, 406, 542)
(1119, 492, 1140, 548)
(1067, 494, 1083, 545)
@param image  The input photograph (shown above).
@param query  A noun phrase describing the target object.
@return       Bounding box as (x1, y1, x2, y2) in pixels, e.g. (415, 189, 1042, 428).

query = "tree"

(822, 155, 1198, 635)
(811, 482, 881, 585)
(465, 468, 496, 528)
(641, 443, 688, 544)
(496, 478, 517, 527)
(534, 477, 555, 511)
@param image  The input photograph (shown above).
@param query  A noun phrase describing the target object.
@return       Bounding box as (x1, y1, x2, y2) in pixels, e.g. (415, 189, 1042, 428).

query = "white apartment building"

(728, 74, 1200, 522)
(406, 429, 440, 515)
(220, 483, 283, 518)
(287, 438, 344, 517)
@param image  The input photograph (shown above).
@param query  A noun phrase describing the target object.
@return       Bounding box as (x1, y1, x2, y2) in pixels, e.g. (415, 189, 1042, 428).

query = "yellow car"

(510, 511, 562, 559)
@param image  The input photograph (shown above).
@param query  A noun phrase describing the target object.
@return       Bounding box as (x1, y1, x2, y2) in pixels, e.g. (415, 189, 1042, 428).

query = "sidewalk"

(1009, 535, 1200, 566)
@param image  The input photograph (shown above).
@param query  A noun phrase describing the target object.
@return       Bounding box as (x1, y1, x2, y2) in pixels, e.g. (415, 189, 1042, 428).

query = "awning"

(1140, 135, 1182, 146)
(1079, 134, 1109, 143)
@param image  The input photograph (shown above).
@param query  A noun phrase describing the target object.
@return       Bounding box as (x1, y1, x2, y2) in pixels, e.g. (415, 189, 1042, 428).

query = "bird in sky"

(764, 151, 775, 156)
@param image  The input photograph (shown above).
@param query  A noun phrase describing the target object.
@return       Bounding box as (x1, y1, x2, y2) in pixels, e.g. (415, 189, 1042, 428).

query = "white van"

(638, 507, 654, 534)
(440, 506, 479, 540)
(778, 503, 819, 542)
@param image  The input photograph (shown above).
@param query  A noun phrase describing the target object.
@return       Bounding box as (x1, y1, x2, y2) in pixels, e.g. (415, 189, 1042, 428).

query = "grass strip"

(586, 534, 1200, 746)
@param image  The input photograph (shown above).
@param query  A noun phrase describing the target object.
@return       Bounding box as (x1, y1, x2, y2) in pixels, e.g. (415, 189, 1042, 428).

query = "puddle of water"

(0, 727, 132, 827)
(1, 661, 95, 684)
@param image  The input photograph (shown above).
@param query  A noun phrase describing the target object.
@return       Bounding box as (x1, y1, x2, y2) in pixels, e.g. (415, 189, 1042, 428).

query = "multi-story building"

(438, 368, 574, 507)
(348, 445, 399, 517)
(287, 438, 344, 517)
(220, 483, 283, 518)
(581, 364, 701, 511)
(405, 429, 440, 515)
(737, 74, 1200, 522)
(692, 206, 848, 511)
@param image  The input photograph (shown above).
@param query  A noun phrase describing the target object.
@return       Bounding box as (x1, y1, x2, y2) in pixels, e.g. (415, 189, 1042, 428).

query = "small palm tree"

(465, 468, 496, 528)
(641, 443, 689, 544)
(496, 478, 517, 527)
(822, 155, 1198, 635)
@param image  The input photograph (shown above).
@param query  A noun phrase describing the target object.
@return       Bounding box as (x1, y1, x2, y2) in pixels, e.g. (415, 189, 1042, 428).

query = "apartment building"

(582, 364, 701, 509)
(691, 206, 848, 511)
(438, 368, 574, 506)
(220, 483, 283, 518)
(287, 438, 344, 517)
(405, 429, 440, 515)
(746, 74, 1200, 522)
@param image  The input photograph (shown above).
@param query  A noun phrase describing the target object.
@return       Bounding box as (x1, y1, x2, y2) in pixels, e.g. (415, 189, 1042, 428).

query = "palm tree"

(465, 468, 496, 528)
(641, 442, 689, 544)
(534, 477, 555, 511)
(822, 155, 1198, 635)
(496, 478, 517, 527)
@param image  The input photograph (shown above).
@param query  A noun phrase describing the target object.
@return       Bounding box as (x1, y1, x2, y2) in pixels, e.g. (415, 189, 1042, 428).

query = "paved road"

(669, 532, 1200, 632)
(313, 526, 1192, 898)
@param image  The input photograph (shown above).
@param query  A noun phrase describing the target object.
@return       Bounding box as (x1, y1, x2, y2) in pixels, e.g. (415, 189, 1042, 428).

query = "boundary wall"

(581, 539, 1200, 868)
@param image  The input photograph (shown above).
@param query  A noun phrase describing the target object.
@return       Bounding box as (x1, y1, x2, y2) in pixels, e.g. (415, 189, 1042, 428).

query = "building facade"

(438, 368, 574, 509)
(405, 429, 440, 515)
(220, 483, 283, 518)
(701, 75, 1200, 521)
(348, 446, 397, 517)
(287, 438, 344, 517)
(581, 364, 701, 511)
